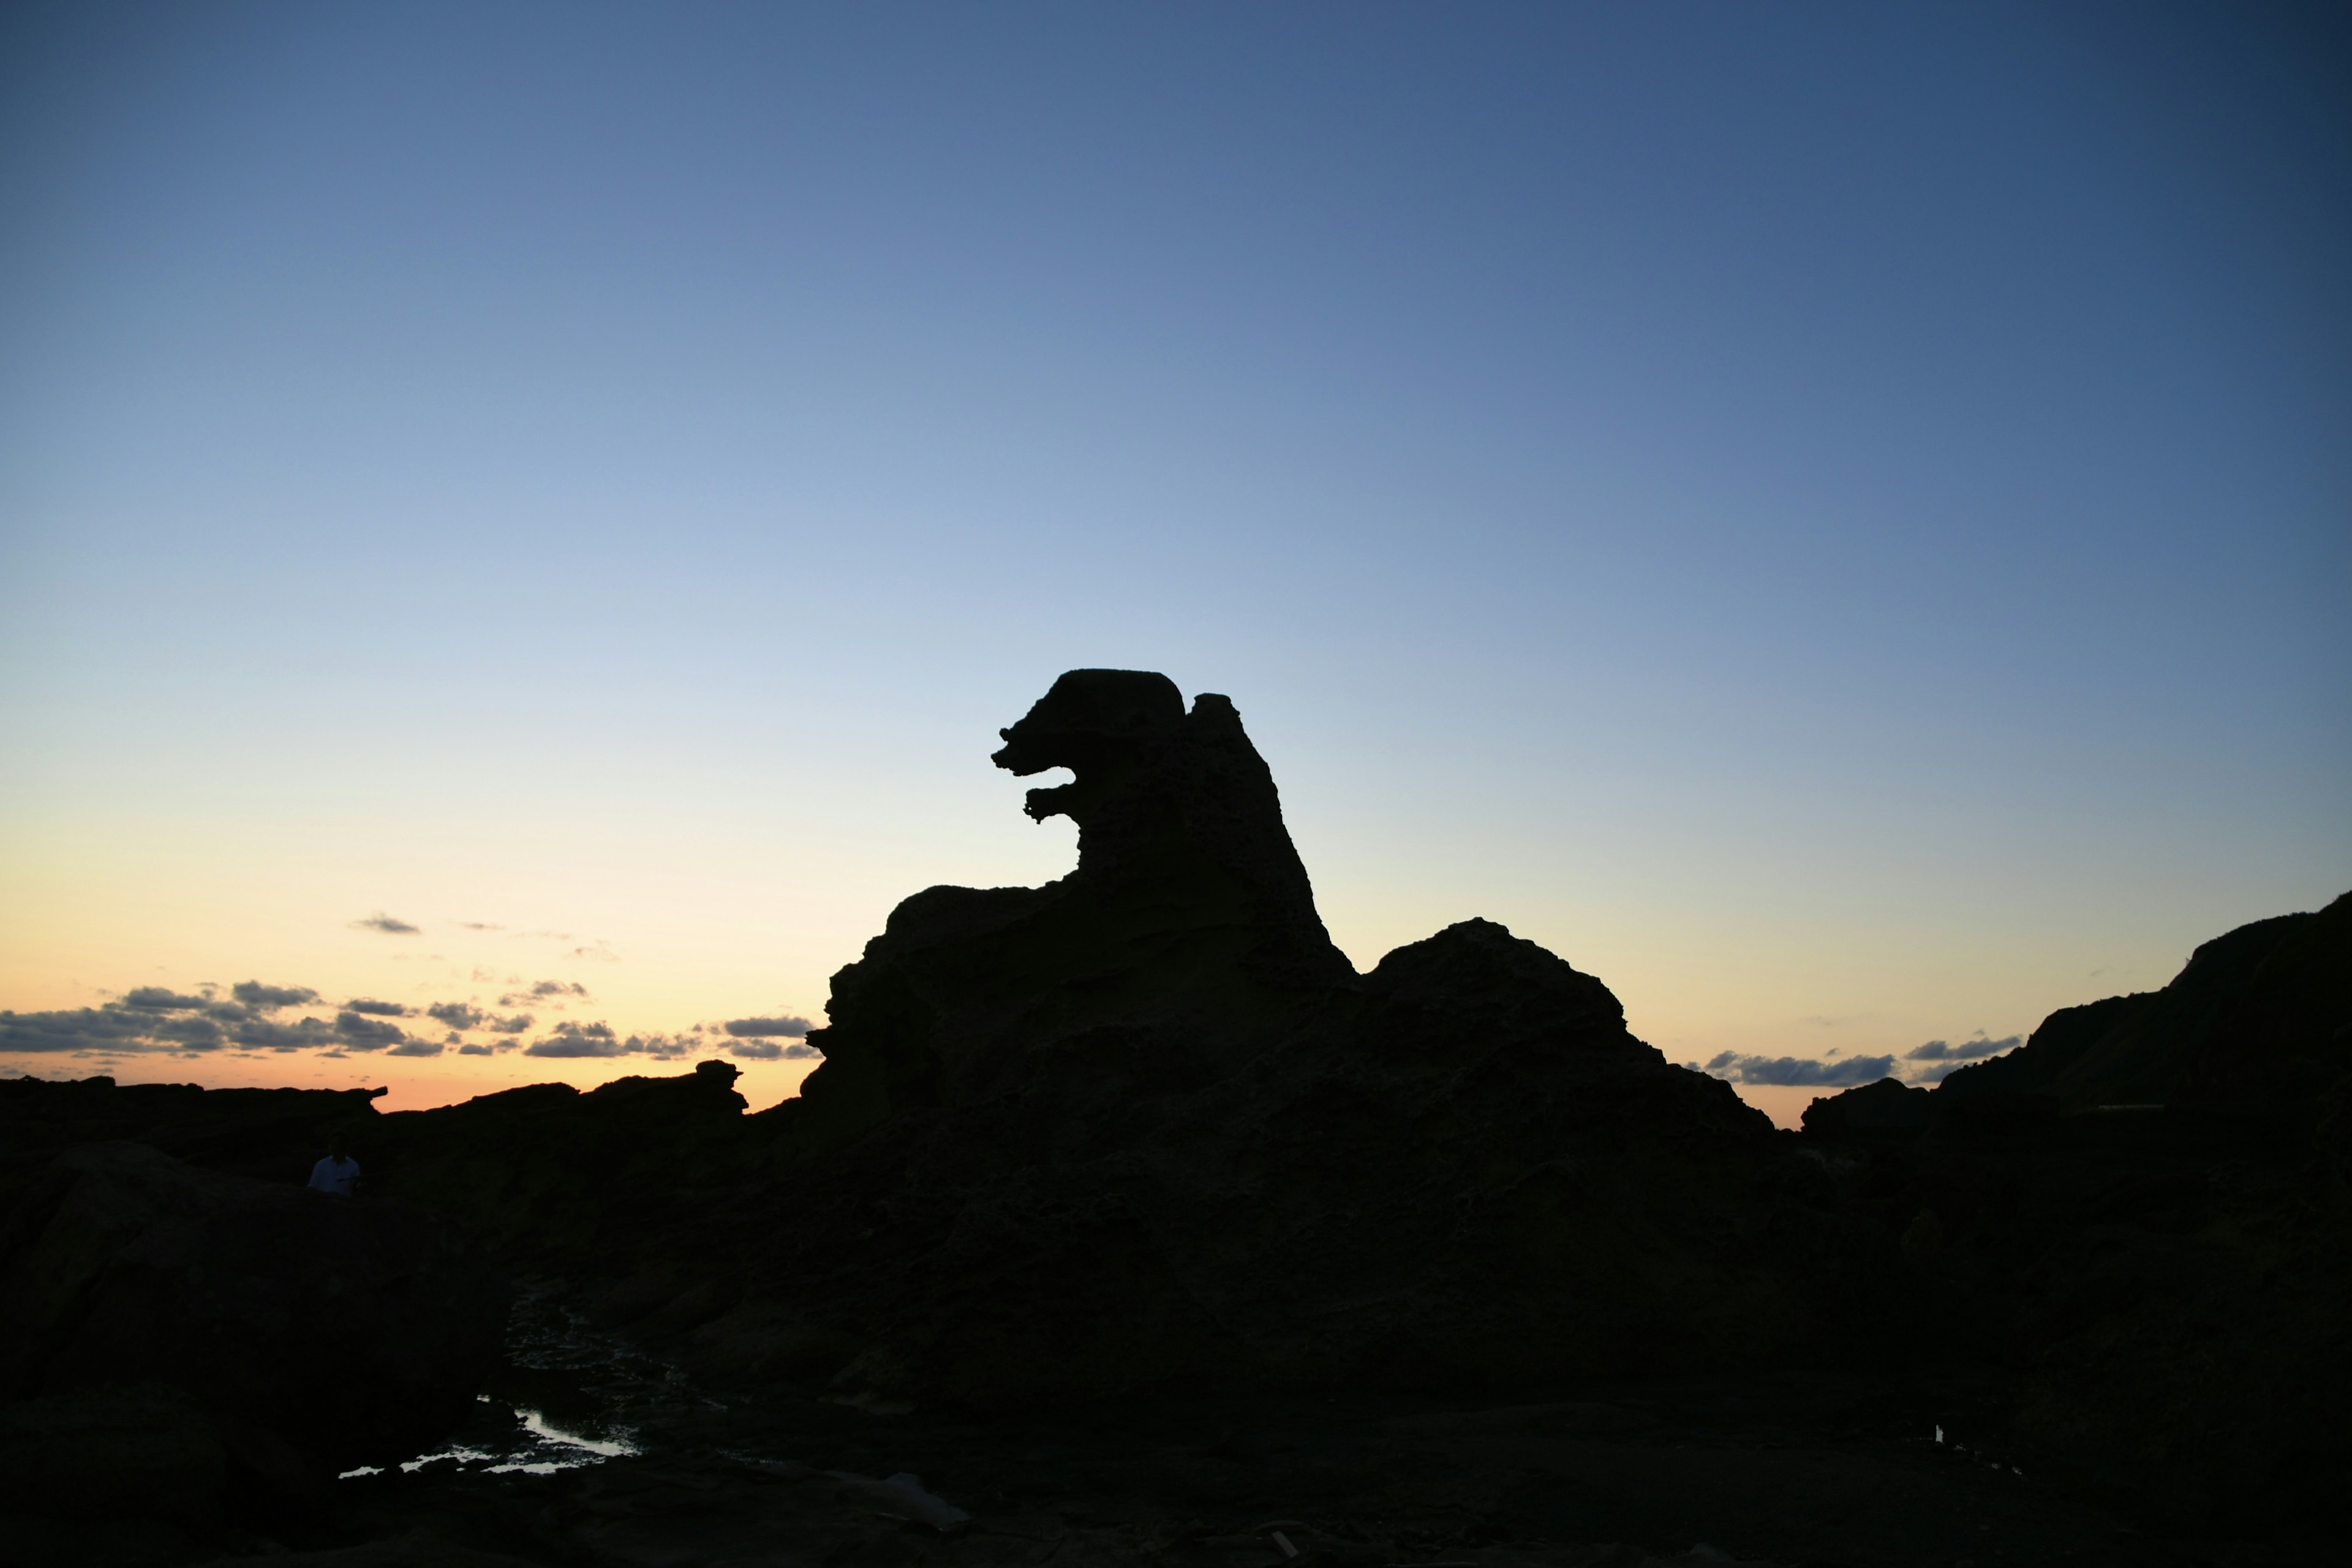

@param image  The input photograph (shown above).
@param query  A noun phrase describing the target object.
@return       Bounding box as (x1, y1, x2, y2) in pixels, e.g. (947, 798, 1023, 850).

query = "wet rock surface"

(147, 1300, 2314, 1567)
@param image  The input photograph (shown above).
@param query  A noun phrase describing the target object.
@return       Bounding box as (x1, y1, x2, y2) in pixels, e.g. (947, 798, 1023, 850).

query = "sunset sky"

(4, 2, 2346, 1125)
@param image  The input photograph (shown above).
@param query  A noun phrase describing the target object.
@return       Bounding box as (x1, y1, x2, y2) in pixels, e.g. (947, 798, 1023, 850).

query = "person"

(309, 1134, 361, 1197)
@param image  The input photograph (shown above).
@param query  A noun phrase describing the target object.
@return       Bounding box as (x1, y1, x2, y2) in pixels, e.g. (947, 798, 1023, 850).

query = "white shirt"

(309, 1155, 361, 1196)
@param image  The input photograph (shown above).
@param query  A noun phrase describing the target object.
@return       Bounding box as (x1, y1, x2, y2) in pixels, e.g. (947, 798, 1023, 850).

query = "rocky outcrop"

(0, 1141, 505, 1474)
(1934, 908, 2319, 1112)
(783, 670, 1355, 1153)
(1797, 889, 2352, 1534)
(673, 674, 1815, 1406)
(0, 1076, 386, 1187)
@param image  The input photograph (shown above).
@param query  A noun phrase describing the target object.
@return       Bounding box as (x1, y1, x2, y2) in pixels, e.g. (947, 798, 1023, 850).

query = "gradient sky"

(4, 2, 2346, 1122)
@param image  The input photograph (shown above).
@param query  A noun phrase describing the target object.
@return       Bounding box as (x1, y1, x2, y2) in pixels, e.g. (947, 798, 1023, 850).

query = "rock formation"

(0, 1140, 505, 1475)
(1798, 889, 2352, 1534)
(783, 669, 1356, 1153)
(682, 673, 1814, 1407)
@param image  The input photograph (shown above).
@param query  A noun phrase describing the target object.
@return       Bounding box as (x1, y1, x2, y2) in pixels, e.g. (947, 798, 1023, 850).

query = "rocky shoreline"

(4, 671, 2343, 1566)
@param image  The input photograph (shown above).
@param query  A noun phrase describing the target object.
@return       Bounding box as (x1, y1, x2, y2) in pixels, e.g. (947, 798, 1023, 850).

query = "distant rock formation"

(1933, 907, 2326, 1113)
(1798, 889, 2352, 1534)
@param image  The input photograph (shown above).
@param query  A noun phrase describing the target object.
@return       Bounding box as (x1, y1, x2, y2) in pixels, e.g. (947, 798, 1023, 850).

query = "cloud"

(523, 1020, 620, 1058)
(725, 1038, 827, 1061)
(119, 987, 212, 1011)
(232, 981, 318, 1009)
(0, 968, 771, 1072)
(1905, 1035, 2021, 1062)
(723, 1015, 812, 1038)
(234, 1016, 340, 1050)
(1702, 1051, 1899, 1087)
(351, 912, 421, 935)
(458, 922, 503, 931)
(499, 980, 587, 1006)
(1, 1007, 160, 1052)
(333, 1011, 407, 1047)
(522, 1021, 702, 1060)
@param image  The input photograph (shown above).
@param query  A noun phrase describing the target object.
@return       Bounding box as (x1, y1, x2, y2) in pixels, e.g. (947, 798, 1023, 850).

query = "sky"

(2, 2, 2346, 1124)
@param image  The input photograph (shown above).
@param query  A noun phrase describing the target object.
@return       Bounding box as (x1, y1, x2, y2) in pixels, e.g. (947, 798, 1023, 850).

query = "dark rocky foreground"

(3, 671, 2345, 1567)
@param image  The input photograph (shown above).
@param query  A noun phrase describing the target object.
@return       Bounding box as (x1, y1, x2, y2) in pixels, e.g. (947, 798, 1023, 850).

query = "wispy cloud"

(351, 912, 420, 935)
(499, 980, 588, 1006)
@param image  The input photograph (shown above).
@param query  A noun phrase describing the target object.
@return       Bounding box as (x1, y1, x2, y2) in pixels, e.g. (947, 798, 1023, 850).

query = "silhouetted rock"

(368, 1058, 752, 1272)
(665, 676, 1813, 1406)
(784, 670, 1355, 1153)
(2184, 889, 2352, 1129)
(0, 1076, 385, 1187)
(1796, 887, 2352, 1534)
(0, 1141, 504, 1474)
(1936, 909, 2315, 1112)
(1796, 1076, 1932, 1137)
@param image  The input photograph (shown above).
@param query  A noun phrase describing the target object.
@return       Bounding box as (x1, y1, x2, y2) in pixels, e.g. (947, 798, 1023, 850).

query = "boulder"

(0, 1141, 505, 1473)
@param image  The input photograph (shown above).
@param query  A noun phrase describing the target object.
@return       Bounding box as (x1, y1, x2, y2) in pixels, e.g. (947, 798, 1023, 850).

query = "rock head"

(789, 671, 1354, 1148)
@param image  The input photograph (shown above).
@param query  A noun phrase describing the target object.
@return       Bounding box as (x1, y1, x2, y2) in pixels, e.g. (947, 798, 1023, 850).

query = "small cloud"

(233, 1015, 336, 1050)
(458, 921, 503, 931)
(426, 1001, 484, 1030)
(499, 980, 587, 1006)
(723, 1015, 812, 1039)
(522, 1020, 619, 1058)
(728, 1039, 783, 1060)
(232, 981, 319, 1009)
(119, 987, 211, 1011)
(783, 1042, 820, 1059)
(520, 1021, 701, 1060)
(344, 998, 410, 1017)
(386, 1039, 443, 1057)
(1701, 1051, 1898, 1087)
(1904, 1035, 2021, 1063)
(485, 1012, 534, 1034)
(351, 912, 421, 935)
(333, 1011, 407, 1047)
(457, 1042, 493, 1056)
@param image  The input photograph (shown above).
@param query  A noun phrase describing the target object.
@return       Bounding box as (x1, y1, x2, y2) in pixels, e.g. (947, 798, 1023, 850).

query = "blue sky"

(3, 2, 2346, 1115)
